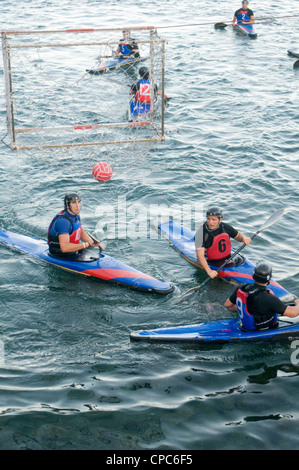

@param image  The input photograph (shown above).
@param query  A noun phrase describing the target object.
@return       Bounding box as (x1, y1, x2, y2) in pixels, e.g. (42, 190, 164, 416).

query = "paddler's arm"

(224, 298, 238, 312)
(58, 233, 89, 253)
(81, 227, 99, 247)
(234, 232, 251, 245)
(225, 288, 238, 312)
(58, 230, 98, 253)
(283, 299, 299, 318)
(196, 247, 218, 279)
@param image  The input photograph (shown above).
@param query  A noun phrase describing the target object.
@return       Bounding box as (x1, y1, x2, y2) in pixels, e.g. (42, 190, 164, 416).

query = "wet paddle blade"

(214, 22, 228, 29)
(257, 208, 286, 232)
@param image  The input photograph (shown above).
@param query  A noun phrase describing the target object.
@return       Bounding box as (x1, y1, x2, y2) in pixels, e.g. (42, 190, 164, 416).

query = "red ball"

(92, 161, 113, 182)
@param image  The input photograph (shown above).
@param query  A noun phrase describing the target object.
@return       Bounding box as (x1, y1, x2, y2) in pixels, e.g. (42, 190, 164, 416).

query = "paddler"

(225, 262, 299, 331)
(232, 0, 255, 24)
(115, 30, 140, 59)
(195, 207, 251, 279)
(47, 193, 103, 258)
(130, 66, 170, 102)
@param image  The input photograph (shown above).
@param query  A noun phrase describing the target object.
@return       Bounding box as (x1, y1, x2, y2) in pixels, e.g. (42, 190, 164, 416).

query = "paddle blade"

(293, 60, 299, 69)
(258, 208, 286, 232)
(214, 22, 228, 29)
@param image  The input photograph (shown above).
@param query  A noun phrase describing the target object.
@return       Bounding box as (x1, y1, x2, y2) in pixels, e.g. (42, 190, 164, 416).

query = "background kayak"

(87, 55, 148, 74)
(156, 220, 296, 303)
(288, 49, 299, 58)
(130, 317, 299, 343)
(0, 228, 174, 294)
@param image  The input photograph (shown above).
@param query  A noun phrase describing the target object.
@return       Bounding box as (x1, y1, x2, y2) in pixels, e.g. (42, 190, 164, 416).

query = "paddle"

(86, 231, 105, 253)
(176, 208, 286, 303)
(214, 22, 229, 29)
(293, 60, 299, 69)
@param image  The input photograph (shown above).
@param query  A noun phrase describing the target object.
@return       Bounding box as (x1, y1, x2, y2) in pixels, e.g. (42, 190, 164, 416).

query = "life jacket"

(236, 286, 278, 331)
(206, 232, 231, 261)
(237, 9, 251, 23)
(119, 40, 137, 56)
(135, 80, 151, 103)
(47, 210, 82, 255)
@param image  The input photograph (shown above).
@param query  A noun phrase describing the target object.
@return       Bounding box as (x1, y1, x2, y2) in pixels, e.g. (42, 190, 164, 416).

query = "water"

(0, 0, 299, 451)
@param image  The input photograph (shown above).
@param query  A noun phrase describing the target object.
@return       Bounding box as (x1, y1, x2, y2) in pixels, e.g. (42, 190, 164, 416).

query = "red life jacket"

(136, 80, 151, 103)
(206, 232, 231, 261)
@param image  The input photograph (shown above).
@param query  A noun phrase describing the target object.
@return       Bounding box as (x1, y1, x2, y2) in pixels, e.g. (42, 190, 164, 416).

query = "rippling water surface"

(0, 0, 299, 451)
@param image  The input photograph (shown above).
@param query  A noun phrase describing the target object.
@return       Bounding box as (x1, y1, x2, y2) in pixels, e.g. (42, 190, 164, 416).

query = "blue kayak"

(233, 23, 257, 38)
(87, 55, 148, 74)
(128, 98, 159, 122)
(130, 317, 299, 343)
(0, 228, 174, 294)
(156, 220, 296, 303)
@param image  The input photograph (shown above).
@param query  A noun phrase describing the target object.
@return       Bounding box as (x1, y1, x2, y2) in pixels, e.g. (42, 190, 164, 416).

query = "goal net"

(1, 26, 165, 152)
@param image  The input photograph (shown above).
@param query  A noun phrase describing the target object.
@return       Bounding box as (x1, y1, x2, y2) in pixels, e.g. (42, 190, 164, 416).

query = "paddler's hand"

(99, 242, 106, 251)
(208, 269, 218, 279)
(243, 236, 252, 245)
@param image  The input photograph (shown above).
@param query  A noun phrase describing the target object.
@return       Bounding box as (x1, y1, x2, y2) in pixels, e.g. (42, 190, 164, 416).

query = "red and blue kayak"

(233, 23, 257, 39)
(0, 228, 174, 294)
(87, 55, 148, 74)
(156, 220, 296, 303)
(130, 316, 299, 343)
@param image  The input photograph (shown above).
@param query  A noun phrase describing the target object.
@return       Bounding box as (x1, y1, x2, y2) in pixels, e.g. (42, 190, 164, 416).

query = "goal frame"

(1, 26, 166, 150)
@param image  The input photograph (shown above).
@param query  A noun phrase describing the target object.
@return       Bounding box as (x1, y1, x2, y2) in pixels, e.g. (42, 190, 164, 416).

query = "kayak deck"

(156, 220, 296, 303)
(0, 229, 174, 294)
(130, 317, 299, 343)
(87, 55, 148, 74)
(233, 24, 257, 38)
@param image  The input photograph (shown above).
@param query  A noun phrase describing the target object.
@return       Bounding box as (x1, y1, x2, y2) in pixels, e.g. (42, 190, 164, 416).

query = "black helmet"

(253, 262, 272, 284)
(139, 66, 149, 79)
(64, 193, 81, 211)
(206, 206, 223, 218)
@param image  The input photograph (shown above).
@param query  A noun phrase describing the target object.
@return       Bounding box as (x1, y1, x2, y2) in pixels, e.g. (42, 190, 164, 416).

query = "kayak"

(128, 98, 159, 122)
(129, 100, 151, 121)
(288, 49, 299, 59)
(0, 228, 174, 294)
(156, 220, 296, 303)
(87, 55, 148, 75)
(233, 23, 257, 39)
(130, 317, 299, 343)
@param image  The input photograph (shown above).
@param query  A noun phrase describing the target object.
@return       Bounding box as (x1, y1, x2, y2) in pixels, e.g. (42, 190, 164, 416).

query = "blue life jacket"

(47, 210, 82, 255)
(237, 9, 251, 23)
(119, 41, 134, 56)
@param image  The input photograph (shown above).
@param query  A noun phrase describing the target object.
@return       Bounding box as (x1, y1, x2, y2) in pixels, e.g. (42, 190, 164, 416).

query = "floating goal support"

(1, 26, 165, 151)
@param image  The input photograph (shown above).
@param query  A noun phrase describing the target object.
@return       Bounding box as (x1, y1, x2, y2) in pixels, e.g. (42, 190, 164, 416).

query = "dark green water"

(0, 0, 299, 451)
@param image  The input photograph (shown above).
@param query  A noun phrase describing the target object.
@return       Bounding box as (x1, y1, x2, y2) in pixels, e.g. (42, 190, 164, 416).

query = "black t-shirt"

(230, 283, 287, 329)
(234, 8, 254, 19)
(195, 222, 238, 249)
